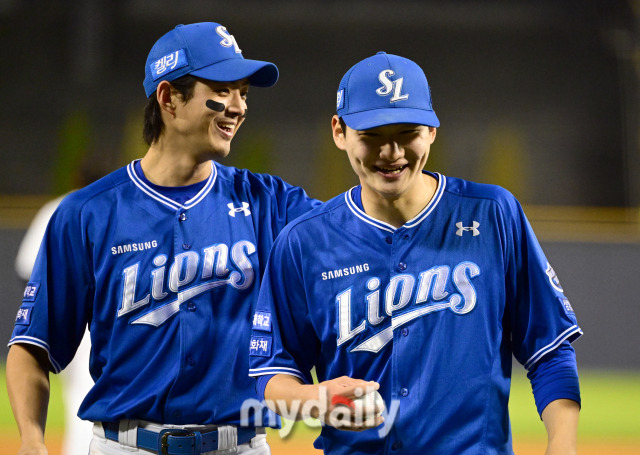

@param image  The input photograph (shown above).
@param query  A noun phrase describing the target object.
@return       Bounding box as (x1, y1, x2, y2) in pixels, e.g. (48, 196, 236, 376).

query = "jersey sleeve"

(500, 195, 583, 371)
(527, 340, 581, 416)
(248, 225, 320, 384)
(257, 173, 321, 234)
(8, 195, 94, 373)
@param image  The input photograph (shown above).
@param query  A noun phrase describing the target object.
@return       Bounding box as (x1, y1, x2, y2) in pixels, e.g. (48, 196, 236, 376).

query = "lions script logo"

(337, 262, 481, 353)
(118, 241, 256, 327)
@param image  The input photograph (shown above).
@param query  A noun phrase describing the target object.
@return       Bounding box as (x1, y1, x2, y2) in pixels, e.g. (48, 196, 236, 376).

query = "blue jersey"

(249, 172, 582, 454)
(9, 160, 319, 426)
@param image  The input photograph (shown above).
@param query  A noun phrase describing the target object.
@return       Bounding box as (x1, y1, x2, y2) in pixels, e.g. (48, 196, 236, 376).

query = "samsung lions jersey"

(249, 172, 582, 454)
(10, 160, 319, 425)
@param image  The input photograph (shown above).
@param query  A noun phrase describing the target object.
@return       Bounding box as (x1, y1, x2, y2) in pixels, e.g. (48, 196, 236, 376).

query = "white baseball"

(351, 390, 385, 417)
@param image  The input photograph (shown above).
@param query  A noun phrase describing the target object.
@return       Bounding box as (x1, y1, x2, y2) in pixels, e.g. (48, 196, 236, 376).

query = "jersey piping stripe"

(126, 160, 217, 210)
(523, 325, 584, 370)
(404, 174, 446, 228)
(345, 190, 394, 233)
(248, 367, 308, 383)
(8, 336, 62, 373)
(344, 173, 445, 232)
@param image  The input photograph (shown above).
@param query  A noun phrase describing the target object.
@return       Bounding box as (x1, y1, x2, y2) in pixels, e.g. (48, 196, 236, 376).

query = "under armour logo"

(456, 221, 480, 236)
(376, 69, 409, 103)
(228, 202, 251, 217)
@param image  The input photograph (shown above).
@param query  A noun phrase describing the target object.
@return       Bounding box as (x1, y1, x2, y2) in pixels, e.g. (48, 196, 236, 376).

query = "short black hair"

(142, 75, 199, 146)
(339, 117, 348, 136)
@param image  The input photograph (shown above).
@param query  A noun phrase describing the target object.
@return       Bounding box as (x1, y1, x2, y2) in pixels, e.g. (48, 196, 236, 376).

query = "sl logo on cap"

(376, 70, 409, 103)
(215, 25, 242, 54)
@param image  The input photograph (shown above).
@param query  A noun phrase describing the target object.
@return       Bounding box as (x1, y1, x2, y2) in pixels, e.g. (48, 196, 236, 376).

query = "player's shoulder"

(57, 166, 130, 212)
(275, 191, 347, 235)
(214, 161, 296, 194)
(440, 173, 520, 210)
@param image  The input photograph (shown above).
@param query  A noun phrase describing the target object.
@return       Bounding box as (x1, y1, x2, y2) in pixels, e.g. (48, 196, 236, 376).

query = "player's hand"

(314, 376, 384, 431)
(17, 441, 48, 455)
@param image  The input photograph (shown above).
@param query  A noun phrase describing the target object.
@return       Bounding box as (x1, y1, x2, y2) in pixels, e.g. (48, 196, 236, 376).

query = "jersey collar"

(126, 160, 217, 210)
(344, 172, 446, 233)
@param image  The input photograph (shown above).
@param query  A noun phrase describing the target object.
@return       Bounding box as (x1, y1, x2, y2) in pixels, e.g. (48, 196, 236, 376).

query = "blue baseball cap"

(336, 52, 439, 130)
(143, 22, 279, 97)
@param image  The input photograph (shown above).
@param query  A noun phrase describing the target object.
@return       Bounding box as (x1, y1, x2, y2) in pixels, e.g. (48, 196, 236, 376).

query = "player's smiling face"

(332, 116, 437, 202)
(176, 79, 249, 158)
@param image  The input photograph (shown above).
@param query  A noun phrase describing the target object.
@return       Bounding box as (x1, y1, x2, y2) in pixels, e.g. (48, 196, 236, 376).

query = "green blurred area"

(508, 367, 640, 440)
(1, 365, 638, 442)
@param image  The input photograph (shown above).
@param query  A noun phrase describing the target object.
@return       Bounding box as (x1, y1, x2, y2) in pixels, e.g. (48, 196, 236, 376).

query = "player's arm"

(6, 344, 52, 455)
(541, 398, 579, 455)
(264, 374, 383, 431)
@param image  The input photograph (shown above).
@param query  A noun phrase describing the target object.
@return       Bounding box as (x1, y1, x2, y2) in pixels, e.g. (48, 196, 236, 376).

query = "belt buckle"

(160, 429, 194, 455)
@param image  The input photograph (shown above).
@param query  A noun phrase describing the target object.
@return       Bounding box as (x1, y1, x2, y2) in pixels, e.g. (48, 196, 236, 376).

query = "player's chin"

(374, 181, 408, 198)
(207, 141, 232, 158)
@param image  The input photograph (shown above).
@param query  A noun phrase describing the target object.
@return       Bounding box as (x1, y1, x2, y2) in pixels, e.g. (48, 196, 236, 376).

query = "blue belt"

(102, 422, 257, 454)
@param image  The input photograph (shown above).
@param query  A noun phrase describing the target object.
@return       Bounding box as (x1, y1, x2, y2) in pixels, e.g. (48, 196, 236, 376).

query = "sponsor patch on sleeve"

(22, 282, 40, 302)
(249, 336, 272, 357)
(559, 297, 574, 313)
(252, 311, 272, 332)
(15, 306, 32, 325)
(546, 263, 564, 293)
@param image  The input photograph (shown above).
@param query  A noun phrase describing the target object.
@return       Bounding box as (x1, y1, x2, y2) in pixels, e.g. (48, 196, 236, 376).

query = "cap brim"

(342, 108, 440, 130)
(190, 58, 279, 87)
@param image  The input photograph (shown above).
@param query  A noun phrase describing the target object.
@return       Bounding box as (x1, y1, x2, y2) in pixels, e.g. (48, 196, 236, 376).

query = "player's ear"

(332, 115, 347, 151)
(428, 126, 437, 144)
(156, 81, 176, 117)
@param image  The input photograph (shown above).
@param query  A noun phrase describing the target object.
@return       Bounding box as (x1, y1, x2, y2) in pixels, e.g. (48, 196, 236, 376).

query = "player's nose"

(226, 90, 247, 118)
(379, 141, 403, 160)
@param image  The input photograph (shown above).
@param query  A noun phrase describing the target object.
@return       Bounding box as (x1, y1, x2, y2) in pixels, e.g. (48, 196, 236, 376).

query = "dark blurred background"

(1, 0, 639, 369)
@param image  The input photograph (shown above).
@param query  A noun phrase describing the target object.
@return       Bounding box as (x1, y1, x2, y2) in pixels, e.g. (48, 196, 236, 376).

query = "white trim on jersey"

(344, 173, 446, 232)
(8, 336, 62, 373)
(352, 302, 452, 353)
(405, 174, 446, 228)
(248, 367, 308, 383)
(524, 325, 584, 370)
(126, 160, 217, 210)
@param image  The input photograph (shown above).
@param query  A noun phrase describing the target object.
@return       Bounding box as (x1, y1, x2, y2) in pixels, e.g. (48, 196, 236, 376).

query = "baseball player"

(7, 22, 319, 455)
(249, 52, 582, 454)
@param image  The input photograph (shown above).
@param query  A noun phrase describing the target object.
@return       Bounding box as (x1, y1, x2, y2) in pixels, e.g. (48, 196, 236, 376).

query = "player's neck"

(140, 145, 212, 187)
(361, 173, 437, 228)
